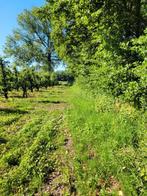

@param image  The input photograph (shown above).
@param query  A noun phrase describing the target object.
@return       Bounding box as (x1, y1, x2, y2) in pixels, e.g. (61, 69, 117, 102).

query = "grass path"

(0, 86, 76, 195)
(40, 114, 76, 196)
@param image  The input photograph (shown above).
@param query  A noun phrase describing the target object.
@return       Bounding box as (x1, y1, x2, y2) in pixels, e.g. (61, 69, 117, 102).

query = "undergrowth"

(67, 85, 147, 195)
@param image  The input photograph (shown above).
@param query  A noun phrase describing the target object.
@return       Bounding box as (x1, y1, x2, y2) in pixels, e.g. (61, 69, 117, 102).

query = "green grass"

(0, 86, 69, 195)
(0, 85, 146, 195)
(67, 85, 147, 195)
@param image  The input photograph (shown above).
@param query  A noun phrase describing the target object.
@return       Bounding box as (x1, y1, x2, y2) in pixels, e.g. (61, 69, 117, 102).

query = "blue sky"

(0, 0, 45, 55)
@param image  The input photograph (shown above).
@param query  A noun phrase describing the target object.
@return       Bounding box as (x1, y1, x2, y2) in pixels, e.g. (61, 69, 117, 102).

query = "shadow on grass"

(37, 100, 65, 104)
(9, 95, 35, 98)
(9, 95, 24, 98)
(1, 116, 22, 126)
(0, 137, 7, 144)
(0, 108, 28, 114)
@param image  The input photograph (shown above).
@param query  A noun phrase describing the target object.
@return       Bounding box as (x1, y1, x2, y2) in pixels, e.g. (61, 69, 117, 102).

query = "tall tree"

(4, 7, 58, 72)
(47, 0, 146, 107)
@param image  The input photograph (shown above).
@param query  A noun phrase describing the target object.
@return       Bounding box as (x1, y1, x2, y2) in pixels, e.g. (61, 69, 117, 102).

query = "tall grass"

(67, 85, 146, 195)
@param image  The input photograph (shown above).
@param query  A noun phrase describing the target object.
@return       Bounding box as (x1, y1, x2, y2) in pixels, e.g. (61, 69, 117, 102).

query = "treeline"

(47, 0, 147, 109)
(0, 6, 62, 99)
(0, 5, 74, 99)
(0, 58, 74, 98)
(0, 58, 59, 98)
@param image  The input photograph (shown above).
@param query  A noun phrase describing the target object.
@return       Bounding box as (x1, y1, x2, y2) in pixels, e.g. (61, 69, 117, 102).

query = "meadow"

(0, 0, 146, 195)
(67, 86, 146, 195)
(0, 86, 74, 195)
(0, 85, 146, 195)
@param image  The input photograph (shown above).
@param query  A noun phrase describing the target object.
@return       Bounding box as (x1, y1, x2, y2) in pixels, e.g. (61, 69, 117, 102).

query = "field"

(0, 85, 146, 195)
(0, 86, 74, 195)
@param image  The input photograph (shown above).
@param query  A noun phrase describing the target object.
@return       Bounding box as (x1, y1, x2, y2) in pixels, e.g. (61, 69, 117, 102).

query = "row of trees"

(0, 58, 59, 98)
(0, 5, 61, 99)
(0, 5, 74, 98)
(46, 0, 147, 108)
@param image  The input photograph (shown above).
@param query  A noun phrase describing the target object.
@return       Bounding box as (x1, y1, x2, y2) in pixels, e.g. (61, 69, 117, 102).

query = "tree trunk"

(47, 52, 53, 72)
(4, 91, 8, 99)
(36, 84, 39, 91)
(14, 67, 19, 91)
(0, 59, 8, 99)
(23, 89, 28, 98)
(30, 87, 33, 92)
(22, 84, 27, 98)
(29, 79, 34, 92)
(36, 87, 40, 91)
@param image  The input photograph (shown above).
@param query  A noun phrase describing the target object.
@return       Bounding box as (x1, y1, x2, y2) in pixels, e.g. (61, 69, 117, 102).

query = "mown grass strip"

(0, 87, 68, 195)
(0, 111, 61, 195)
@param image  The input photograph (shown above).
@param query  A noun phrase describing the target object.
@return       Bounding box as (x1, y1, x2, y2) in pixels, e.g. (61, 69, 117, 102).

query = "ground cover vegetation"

(67, 85, 146, 195)
(0, 0, 146, 195)
(48, 0, 147, 109)
(0, 86, 73, 195)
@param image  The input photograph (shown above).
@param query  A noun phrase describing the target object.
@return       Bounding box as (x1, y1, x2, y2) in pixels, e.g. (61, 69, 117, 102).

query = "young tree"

(19, 68, 30, 98)
(0, 57, 9, 99)
(40, 71, 51, 89)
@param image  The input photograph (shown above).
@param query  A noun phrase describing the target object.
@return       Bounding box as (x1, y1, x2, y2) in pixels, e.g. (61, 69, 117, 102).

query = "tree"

(18, 67, 32, 98)
(0, 57, 9, 99)
(47, 0, 147, 107)
(4, 7, 58, 72)
(56, 70, 74, 85)
(12, 64, 19, 91)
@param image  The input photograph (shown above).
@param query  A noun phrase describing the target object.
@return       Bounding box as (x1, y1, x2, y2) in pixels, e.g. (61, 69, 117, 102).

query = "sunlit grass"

(67, 85, 146, 195)
(0, 86, 68, 195)
(0, 85, 146, 195)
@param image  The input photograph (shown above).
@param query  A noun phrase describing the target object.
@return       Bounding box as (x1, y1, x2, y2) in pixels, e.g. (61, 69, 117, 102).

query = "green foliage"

(0, 57, 13, 98)
(56, 70, 74, 85)
(0, 59, 61, 98)
(67, 85, 147, 195)
(113, 28, 147, 108)
(4, 7, 59, 72)
(48, 0, 147, 108)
